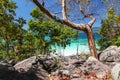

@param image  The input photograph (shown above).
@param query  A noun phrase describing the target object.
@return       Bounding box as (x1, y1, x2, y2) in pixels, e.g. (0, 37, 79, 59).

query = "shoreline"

(52, 42, 99, 56)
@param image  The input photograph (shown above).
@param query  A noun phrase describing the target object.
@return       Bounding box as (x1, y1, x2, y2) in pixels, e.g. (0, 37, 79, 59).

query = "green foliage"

(28, 7, 77, 55)
(119, 71, 120, 79)
(0, 0, 17, 60)
(110, 35, 120, 46)
(0, 3, 77, 61)
(0, 0, 27, 60)
(98, 8, 120, 50)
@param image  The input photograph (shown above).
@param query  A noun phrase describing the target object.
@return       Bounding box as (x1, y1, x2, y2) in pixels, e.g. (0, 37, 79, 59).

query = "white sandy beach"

(52, 39, 99, 56)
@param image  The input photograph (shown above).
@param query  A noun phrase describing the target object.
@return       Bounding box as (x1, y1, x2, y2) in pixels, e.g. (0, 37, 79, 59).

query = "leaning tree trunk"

(32, 0, 98, 59)
(85, 27, 98, 59)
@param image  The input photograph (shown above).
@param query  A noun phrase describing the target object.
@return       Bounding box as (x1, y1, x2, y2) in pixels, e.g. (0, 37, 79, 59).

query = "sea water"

(52, 32, 101, 56)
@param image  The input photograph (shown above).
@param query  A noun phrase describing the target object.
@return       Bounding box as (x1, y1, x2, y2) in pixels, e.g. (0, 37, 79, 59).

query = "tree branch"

(80, 6, 96, 28)
(87, 15, 96, 27)
(32, 0, 54, 19)
(32, 0, 86, 31)
(62, 0, 67, 20)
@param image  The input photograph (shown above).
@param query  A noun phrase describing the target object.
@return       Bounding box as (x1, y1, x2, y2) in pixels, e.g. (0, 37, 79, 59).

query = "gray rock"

(59, 70, 70, 76)
(32, 66, 49, 80)
(80, 56, 110, 73)
(0, 56, 50, 80)
(37, 56, 58, 73)
(72, 57, 86, 67)
(14, 56, 36, 71)
(72, 73, 80, 78)
(63, 70, 70, 75)
(111, 63, 120, 80)
(99, 46, 120, 62)
(8, 59, 17, 66)
(86, 56, 98, 62)
(0, 63, 49, 80)
(96, 71, 106, 78)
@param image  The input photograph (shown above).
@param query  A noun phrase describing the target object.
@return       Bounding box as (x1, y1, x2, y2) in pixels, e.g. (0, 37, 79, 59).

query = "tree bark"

(85, 27, 98, 59)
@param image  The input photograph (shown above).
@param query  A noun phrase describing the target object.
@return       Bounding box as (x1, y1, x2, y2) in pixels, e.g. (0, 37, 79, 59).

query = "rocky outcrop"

(99, 46, 120, 62)
(80, 57, 110, 72)
(0, 62, 49, 80)
(50, 56, 111, 80)
(80, 57, 111, 79)
(14, 55, 58, 73)
(111, 63, 120, 80)
(36, 55, 58, 73)
(0, 54, 115, 80)
(14, 56, 36, 71)
(0, 55, 59, 80)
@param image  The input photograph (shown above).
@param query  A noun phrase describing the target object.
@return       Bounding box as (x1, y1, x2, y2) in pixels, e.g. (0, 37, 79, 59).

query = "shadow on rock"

(0, 56, 51, 80)
(0, 63, 49, 80)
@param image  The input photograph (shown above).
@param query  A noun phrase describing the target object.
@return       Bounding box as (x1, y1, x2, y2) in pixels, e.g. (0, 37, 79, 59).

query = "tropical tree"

(32, 0, 99, 59)
(98, 8, 120, 50)
(28, 7, 77, 55)
(0, 0, 17, 59)
(0, 0, 26, 60)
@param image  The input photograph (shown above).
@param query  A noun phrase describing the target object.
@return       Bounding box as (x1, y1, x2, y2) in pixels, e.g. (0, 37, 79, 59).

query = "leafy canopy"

(98, 8, 120, 50)
(28, 7, 77, 54)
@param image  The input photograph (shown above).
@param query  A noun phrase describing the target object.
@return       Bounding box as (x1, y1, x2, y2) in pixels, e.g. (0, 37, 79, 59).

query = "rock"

(111, 63, 120, 80)
(0, 56, 50, 80)
(14, 55, 58, 73)
(0, 64, 17, 80)
(37, 55, 58, 73)
(49, 56, 113, 80)
(80, 56, 110, 78)
(72, 73, 80, 78)
(72, 56, 86, 67)
(14, 56, 36, 71)
(0, 64, 49, 80)
(86, 56, 98, 62)
(59, 70, 70, 76)
(99, 46, 120, 62)
(8, 59, 17, 66)
(0, 62, 10, 66)
(31, 66, 49, 80)
(96, 71, 106, 78)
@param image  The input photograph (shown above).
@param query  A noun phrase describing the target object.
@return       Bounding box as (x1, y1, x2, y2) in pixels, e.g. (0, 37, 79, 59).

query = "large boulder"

(0, 62, 49, 80)
(14, 56, 36, 71)
(36, 55, 58, 73)
(111, 63, 120, 80)
(99, 46, 120, 62)
(13, 55, 59, 80)
(0, 56, 53, 80)
(49, 56, 111, 80)
(80, 56, 110, 79)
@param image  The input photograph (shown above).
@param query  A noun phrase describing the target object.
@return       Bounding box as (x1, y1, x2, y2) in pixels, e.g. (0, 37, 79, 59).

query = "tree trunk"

(85, 27, 98, 59)
(32, 0, 98, 59)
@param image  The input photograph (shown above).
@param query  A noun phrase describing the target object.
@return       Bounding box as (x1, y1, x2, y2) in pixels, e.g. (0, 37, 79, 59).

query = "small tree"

(32, 0, 98, 59)
(0, 0, 17, 59)
(0, 0, 26, 60)
(98, 8, 120, 50)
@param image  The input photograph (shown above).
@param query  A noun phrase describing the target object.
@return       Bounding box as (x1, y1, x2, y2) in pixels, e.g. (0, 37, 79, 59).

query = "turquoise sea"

(52, 32, 101, 56)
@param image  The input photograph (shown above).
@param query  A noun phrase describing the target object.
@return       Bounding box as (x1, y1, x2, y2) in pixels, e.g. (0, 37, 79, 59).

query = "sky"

(13, 0, 36, 29)
(13, 0, 106, 29)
